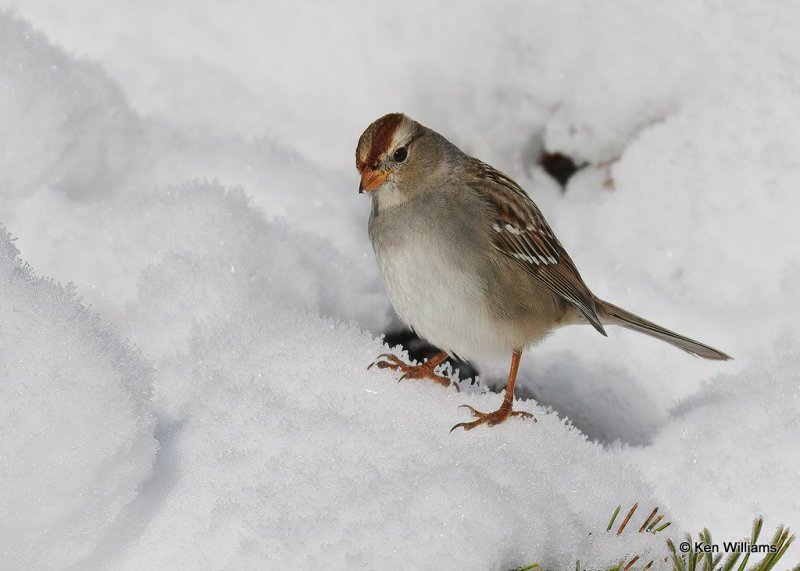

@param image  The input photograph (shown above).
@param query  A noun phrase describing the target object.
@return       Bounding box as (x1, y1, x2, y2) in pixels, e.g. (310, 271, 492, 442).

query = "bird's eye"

(392, 147, 408, 163)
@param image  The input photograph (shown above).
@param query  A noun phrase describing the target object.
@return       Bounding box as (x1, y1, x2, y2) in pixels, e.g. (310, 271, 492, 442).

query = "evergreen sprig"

(510, 508, 797, 571)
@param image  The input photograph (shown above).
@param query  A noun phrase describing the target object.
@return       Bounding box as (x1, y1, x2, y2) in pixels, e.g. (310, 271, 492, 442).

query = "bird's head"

(355, 113, 456, 209)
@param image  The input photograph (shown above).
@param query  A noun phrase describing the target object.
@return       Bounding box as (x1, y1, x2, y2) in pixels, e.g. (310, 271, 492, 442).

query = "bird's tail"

(596, 298, 731, 361)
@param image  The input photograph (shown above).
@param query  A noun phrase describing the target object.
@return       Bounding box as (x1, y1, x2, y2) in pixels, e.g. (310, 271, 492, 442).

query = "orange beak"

(359, 168, 390, 193)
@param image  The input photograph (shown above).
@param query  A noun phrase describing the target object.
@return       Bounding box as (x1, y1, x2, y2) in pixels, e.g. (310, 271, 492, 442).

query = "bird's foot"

(368, 353, 458, 391)
(450, 403, 535, 432)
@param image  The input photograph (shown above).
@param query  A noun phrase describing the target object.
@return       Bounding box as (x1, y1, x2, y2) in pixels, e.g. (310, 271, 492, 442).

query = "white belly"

(374, 236, 510, 362)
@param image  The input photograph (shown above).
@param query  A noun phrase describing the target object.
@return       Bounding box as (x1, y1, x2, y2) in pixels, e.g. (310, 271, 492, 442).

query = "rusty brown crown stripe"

(363, 113, 404, 170)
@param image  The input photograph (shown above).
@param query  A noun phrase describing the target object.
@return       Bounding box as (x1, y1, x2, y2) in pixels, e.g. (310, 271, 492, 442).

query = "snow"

(111, 314, 664, 570)
(620, 346, 800, 548)
(0, 2, 799, 569)
(0, 229, 157, 569)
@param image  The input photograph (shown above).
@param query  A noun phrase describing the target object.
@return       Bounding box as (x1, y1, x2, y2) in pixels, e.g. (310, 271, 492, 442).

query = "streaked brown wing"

(470, 161, 606, 335)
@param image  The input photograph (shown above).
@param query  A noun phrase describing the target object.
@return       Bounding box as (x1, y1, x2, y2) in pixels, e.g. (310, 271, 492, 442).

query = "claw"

(368, 351, 457, 391)
(449, 421, 474, 433)
(450, 404, 535, 432)
(449, 350, 533, 432)
(368, 353, 405, 371)
(450, 419, 483, 432)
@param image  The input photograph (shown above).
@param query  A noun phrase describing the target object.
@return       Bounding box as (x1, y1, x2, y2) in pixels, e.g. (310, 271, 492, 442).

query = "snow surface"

(0, 230, 156, 568)
(0, 2, 799, 569)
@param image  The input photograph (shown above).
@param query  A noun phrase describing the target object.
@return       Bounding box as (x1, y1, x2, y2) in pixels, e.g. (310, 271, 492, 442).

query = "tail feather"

(596, 299, 731, 361)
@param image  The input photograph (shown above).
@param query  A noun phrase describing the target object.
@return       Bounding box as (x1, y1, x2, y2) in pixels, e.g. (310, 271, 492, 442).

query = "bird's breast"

(369, 201, 514, 361)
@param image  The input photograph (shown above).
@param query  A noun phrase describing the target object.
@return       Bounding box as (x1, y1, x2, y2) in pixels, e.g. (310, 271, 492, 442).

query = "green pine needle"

(512, 510, 794, 571)
(608, 505, 621, 532)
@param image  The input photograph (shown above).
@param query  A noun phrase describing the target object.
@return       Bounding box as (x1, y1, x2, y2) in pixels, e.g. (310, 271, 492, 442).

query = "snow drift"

(0, 229, 156, 569)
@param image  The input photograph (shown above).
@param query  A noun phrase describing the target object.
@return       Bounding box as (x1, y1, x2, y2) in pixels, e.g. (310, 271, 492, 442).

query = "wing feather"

(470, 161, 607, 335)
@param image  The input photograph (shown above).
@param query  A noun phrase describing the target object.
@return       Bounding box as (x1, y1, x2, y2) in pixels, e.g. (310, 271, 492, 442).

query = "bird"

(356, 113, 731, 432)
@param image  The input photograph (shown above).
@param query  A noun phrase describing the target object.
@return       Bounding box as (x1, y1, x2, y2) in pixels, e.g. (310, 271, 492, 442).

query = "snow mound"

(0, 8, 383, 329)
(124, 182, 386, 357)
(0, 228, 156, 569)
(115, 309, 666, 570)
(116, 180, 389, 417)
(622, 344, 800, 548)
(0, 11, 145, 200)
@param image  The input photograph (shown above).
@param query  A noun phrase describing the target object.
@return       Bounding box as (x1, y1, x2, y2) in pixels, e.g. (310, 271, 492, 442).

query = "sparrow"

(357, 113, 730, 431)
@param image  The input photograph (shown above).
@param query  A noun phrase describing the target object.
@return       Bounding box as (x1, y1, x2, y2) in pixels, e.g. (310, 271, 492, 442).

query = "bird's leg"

(450, 350, 534, 432)
(368, 350, 457, 391)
